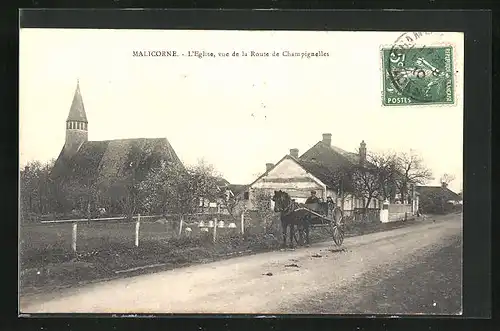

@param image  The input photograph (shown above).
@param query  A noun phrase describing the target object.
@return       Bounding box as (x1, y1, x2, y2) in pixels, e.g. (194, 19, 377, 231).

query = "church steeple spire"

(64, 80, 88, 158)
(67, 79, 88, 123)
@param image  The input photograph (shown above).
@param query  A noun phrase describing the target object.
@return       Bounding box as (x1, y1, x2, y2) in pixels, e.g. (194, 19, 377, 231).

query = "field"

(19, 213, 424, 296)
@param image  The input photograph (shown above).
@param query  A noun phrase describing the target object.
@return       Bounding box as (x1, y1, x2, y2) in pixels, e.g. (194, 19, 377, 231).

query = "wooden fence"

(36, 211, 249, 253)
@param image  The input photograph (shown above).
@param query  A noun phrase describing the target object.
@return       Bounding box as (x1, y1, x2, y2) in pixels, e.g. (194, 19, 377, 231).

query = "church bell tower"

(64, 80, 88, 159)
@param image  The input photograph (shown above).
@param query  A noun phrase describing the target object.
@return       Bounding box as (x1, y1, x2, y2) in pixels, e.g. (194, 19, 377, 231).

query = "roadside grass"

(19, 214, 437, 296)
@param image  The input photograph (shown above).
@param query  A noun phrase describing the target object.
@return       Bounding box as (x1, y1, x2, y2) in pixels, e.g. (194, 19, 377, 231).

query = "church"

(50, 81, 184, 213)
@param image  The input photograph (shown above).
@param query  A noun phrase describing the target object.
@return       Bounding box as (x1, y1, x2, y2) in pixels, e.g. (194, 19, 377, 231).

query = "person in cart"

(305, 190, 321, 204)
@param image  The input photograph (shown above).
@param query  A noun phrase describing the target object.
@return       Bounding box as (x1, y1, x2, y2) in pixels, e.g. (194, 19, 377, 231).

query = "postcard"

(19, 28, 463, 315)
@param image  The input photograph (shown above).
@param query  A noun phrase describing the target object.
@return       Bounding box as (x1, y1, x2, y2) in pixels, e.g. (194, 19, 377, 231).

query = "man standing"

(305, 190, 321, 204)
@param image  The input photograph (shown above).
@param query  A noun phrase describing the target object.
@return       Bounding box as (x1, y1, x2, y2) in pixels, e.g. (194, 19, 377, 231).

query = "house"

(50, 81, 184, 213)
(239, 133, 384, 214)
(416, 182, 461, 214)
(197, 177, 249, 214)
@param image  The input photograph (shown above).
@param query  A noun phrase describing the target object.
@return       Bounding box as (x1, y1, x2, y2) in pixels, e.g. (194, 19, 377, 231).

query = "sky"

(19, 29, 464, 193)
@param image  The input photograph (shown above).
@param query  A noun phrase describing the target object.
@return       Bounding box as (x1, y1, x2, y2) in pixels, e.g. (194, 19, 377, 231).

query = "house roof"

(416, 185, 460, 201)
(246, 139, 367, 193)
(300, 141, 361, 169)
(67, 81, 88, 122)
(227, 184, 248, 195)
(51, 137, 183, 187)
(214, 177, 231, 188)
(246, 154, 341, 190)
(295, 159, 341, 189)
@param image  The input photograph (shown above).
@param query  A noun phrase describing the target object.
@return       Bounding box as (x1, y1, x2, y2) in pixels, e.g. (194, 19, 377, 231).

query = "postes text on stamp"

(382, 46, 454, 106)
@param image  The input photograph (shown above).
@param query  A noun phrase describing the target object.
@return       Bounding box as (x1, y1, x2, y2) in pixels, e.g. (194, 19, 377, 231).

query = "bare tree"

(440, 173, 456, 186)
(349, 164, 381, 213)
(394, 150, 433, 203)
(366, 151, 399, 202)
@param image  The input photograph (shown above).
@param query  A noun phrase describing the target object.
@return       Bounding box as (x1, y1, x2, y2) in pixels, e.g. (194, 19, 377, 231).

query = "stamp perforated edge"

(379, 34, 460, 108)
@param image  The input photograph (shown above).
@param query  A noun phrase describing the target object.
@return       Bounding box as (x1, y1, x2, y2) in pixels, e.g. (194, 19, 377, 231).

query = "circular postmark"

(384, 32, 454, 104)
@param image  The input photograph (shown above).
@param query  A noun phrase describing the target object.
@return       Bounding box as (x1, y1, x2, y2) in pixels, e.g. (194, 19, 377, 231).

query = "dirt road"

(20, 214, 462, 314)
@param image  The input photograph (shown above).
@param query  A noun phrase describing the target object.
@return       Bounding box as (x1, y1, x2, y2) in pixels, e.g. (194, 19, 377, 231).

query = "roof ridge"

(88, 137, 167, 143)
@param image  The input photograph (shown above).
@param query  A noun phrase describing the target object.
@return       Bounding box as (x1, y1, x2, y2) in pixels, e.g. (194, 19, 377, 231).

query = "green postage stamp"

(382, 45, 454, 106)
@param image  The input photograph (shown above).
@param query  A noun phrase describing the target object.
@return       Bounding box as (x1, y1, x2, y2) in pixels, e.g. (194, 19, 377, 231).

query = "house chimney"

(266, 163, 274, 172)
(289, 148, 299, 158)
(359, 140, 367, 164)
(441, 182, 448, 188)
(322, 133, 332, 146)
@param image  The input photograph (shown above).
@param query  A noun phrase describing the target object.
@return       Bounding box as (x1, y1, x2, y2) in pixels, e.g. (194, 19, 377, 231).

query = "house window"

(244, 191, 249, 200)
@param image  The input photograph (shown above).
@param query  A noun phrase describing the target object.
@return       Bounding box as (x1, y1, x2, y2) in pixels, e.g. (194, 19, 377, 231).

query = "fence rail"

(26, 211, 249, 253)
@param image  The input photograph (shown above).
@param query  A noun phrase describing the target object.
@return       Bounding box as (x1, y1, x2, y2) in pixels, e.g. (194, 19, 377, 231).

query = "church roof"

(66, 81, 88, 122)
(51, 138, 183, 187)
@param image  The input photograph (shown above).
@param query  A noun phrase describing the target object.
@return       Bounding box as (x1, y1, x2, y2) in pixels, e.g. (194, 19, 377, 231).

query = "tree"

(440, 173, 456, 186)
(253, 190, 279, 234)
(20, 159, 57, 220)
(224, 192, 246, 223)
(343, 151, 399, 214)
(394, 150, 433, 203)
(366, 151, 399, 202)
(349, 164, 381, 212)
(138, 159, 222, 219)
(419, 190, 454, 214)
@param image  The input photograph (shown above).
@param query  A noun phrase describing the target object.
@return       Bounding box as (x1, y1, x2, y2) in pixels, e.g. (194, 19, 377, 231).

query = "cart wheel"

(332, 224, 344, 246)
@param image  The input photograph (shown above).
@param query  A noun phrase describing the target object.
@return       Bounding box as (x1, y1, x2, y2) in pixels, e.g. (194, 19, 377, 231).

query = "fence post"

(240, 211, 245, 235)
(213, 217, 217, 243)
(71, 222, 78, 253)
(135, 214, 141, 247)
(178, 216, 183, 236)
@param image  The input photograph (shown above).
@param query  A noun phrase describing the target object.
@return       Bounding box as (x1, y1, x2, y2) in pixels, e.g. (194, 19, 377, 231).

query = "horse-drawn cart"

(280, 202, 344, 246)
(292, 202, 345, 246)
(272, 190, 345, 248)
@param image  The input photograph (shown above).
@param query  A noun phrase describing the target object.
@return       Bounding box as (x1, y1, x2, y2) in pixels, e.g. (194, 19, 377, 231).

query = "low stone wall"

(388, 204, 413, 222)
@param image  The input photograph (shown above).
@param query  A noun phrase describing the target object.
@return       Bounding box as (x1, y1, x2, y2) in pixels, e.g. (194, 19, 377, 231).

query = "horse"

(272, 190, 311, 248)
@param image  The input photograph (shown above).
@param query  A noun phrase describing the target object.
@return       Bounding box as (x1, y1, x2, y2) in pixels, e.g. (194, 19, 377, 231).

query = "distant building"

(416, 183, 461, 214)
(198, 177, 249, 214)
(50, 81, 183, 212)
